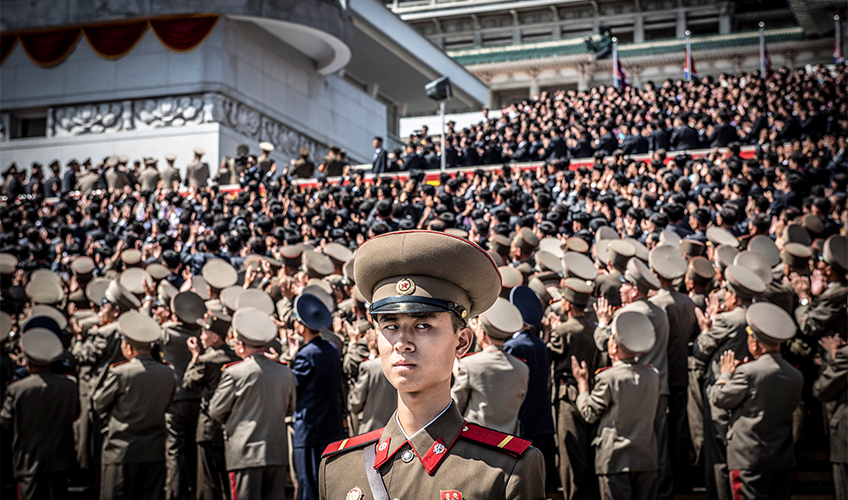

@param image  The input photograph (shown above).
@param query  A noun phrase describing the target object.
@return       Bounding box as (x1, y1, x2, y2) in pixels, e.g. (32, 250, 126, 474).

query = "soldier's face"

(376, 312, 472, 397)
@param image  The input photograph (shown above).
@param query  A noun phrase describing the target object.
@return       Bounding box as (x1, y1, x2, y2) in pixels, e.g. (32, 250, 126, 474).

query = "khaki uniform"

(577, 359, 661, 500)
(138, 167, 161, 191)
(348, 358, 397, 434)
(322, 155, 345, 177)
(92, 354, 177, 500)
(208, 354, 296, 500)
(548, 316, 597, 500)
(343, 337, 371, 385)
(185, 161, 209, 188)
(451, 346, 529, 434)
(182, 345, 239, 500)
(212, 167, 232, 186)
(161, 166, 182, 191)
(709, 354, 802, 499)
(290, 158, 315, 179)
(795, 280, 848, 339)
(105, 167, 132, 192)
(319, 402, 546, 499)
(257, 156, 273, 175)
(813, 344, 848, 500)
(0, 372, 79, 500)
(76, 170, 101, 197)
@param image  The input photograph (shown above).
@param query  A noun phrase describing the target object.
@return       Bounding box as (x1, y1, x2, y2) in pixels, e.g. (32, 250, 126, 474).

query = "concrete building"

(0, 0, 487, 177)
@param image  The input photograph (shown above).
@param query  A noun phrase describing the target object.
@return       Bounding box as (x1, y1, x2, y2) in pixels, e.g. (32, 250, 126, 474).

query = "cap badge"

(396, 278, 415, 295)
(433, 443, 446, 455)
(346, 487, 364, 500)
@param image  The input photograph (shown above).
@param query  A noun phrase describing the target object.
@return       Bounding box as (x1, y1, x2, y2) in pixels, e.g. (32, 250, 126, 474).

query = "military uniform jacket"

(185, 161, 209, 187)
(549, 316, 598, 383)
(72, 322, 124, 409)
(451, 345, 529, 434)
(576, 359, 661, 474)
(649, 287, 697, 387)
(183, 345, 240, 442)
(92, 354, 177, 464)
(138, 167, 161, 191)
(160, 321, 203, 401)
(75, 171, 101, 197)
(709, 353, 802, 470)
(319, 402, 546, 500)
(0, 372, 79, 476)
(343, 336, 371, 385)
(693, 305, 749, 385)
(105, 167, 131, 191)
(812, 345, 847, 463)
(795, 280, 848, 339)
(595, 299, 670, 395)
(208, 354, 296, 470)
(161, 165, 181, 190)
(348, 358, 397, 434)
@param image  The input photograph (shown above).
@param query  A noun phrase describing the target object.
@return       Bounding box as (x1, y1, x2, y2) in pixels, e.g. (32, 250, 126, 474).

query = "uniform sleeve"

(342, 339, 369, 383)
(693, 314, 728, 362)
(813, 347, 848, 402)
(576, 375, 612, 424)
(92, 369, 120, 415)
(208, 370, 235, 424)
(547, 324, 566, 356)
(708, 368, 749, 410)
(182, 359, 205, 391)
(0, 388, 14, 429)
(505, 446, 546, 500)
(796, 291, 845, 338)
(450, 360, 471, 414)
(347, 363, 370, 415)
(593, 324, 611, 352)
(71, 331, 108, 366)
(291, 352, 313, 391)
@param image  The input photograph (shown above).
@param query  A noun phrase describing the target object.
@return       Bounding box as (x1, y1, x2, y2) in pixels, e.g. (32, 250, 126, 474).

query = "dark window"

(21, 117, 47, 138)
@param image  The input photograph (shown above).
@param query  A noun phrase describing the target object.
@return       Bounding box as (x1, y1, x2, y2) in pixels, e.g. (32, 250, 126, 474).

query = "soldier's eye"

(415, 323, 430, 329)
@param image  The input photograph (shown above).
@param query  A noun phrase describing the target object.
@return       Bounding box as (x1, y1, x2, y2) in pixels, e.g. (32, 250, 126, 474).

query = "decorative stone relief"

(263, 117, 328, 161)
(53, 103, 123, 137)
(220, 98, 262, 140)
(133, 96, 205, 130)
(0, 113, 9, 141)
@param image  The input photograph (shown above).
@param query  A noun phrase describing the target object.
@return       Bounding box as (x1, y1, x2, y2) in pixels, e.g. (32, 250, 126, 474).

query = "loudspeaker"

(425, 76, 452, 101)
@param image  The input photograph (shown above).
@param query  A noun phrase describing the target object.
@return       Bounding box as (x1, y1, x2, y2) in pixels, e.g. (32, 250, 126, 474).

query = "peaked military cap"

(0, 253, 18, 275)
(623, 257, 661, 291)
(236, 289, 275, 316)
(20, 328, 63, 364)
(22, 314, 62, 338)
(445, 228, 469, 239)
(86, 278, 111, 305)
(596, 226, 619, 241)
(527, 277, 553, 305)
(627, 238, 649, 263)
(801, 214, 824, 237)
(562, 252, 598, 281)
(746, 303, 795, 346)
(181, 275, 210, 300)
(157, 281, 178, 305)
(564, 237, 590, 255)
(343, 258, 356, 285)
(538, 237, 564, 258)
(783, 224, 811, 246)
(489, 234, 512, 257)
(121, 249, 143, 267)
(823, 234, 848, 273)
(202, 258, 238, 290)
(259, 142, 274, 152)
(612, 310, 655, 355)
(658, 229, 681, 249)
(302, 283, 336, 313)
(164, 153, 177, 161)
(25, 279, 64, 305)
(724, 265, 766, 300)
(509, 284, 543, 326)
(197, 309, 232, 337)
(119, 268, 151, 297)
(687, 256, 715, 286)
(607, 240, 635, 270)
(280, 245, 303, 268)
(733, 251, 773, 286)
(221, 286, 245, 314)
(513, 227, 540, 255)
(232, 307, 276, 347)
(0, 311, 11, 342)
(679, 239, 706, 258)
(29, 304, 68, 331)
(72, 256, 95, 276)
(535, 251, 562, 274)
(118, 310, 161, 345)
(781, 243, 812, 271)
(171, 291, 206, 325)
(293, 293, 333, 331)
(194, 147, 206, 156)
(325, 243, 354, 267)
(303, 251, 335, 279)
(146, 263, 170, 281)
(356, 231, 501, 321)
(706, 227, 738, 248)
(499, 266, 524, 297)
(478, 297, 524, 340)
(562, 278, 592, 306)
(649, 245, 687, 281)
(714, 245, 739, 271)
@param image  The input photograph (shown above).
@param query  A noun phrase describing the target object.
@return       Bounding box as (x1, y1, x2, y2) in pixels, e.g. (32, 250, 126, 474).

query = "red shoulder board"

(514, 356, 527, 363)
(321, 428, 384, 459)
(459, 423, 531, 458)
(461, 352, 478, 358)
(109, 360, 129, 369)
(594, 366, 611, 375)
(221, 360, 243, 371)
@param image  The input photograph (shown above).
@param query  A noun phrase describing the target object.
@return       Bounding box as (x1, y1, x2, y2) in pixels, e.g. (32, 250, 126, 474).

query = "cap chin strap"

(369, 295, 468, 320)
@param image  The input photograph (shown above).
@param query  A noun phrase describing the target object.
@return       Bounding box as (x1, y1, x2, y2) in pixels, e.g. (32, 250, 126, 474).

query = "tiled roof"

(448, 27, 807, 66)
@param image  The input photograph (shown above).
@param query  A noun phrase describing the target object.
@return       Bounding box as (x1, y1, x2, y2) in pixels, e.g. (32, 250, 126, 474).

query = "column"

(718, 1, 731, 34)
(510, 9, 521, 44)
(528, 69, 540, 98)
(633, 15, 644, 43)
(550, 6, 561, 39)
(676, 9, 686, 39)
(577, 62, 594, 91)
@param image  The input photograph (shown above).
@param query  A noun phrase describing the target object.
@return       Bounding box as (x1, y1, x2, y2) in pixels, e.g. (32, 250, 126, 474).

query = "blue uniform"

(504, 330, 555, 439)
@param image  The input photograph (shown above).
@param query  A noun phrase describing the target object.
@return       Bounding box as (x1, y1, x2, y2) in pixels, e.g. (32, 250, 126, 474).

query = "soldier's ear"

(455, 326, 473, 358)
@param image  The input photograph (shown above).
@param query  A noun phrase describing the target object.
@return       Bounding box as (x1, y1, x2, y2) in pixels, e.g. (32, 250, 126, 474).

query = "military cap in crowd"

(706, 227, 739, 248)
(659, 229, 681, 249)
(783, 224, 811, 246)
(232, 307, 276, 347)
(746, 303, 796, 346)
(445, 228, 469, 239)
(22, 314, 62, 338)
(293, 293, 333, 331)
(628, 239, 650, 263)
(607, 240, 636, 270)
(535, 251, 562, 275)
(303, 251, 334, 279)
(478, 297, 524, 340)
(714, 245, 739, 271)
(164, 153, 177, 162)
(86, 278, 111, 305)
(680, 239, 706, 258)
(236, 289, 275, 316)
(499, 266, 524, 298)
(612, 310, 655, 355)
(509, 284, 543, 326)
(194, 147, 206, 156)
(302, 283, 336, 313)
(622, 257, 661, 292)
(171, 291, 206, 325)
(355, 231, 501, 321)
(687, 256, 715, 286)
(182, 275, 211, 300)
(119, 268, 152, 298)
(221, 286, 245, 314)
(25, 277, 64, 305)
(118, 310, 161, 347)
(324, 243, 354, 268)
(823, 234, 848, 272)
(724, 265, 766, 300)
(562, 278, 592, 307)
(71, 256, 95, 277)
(0, 253, 18, 275)
(513, 228, 540, 255)
(563, 237, 590, 255)
(157, 281, 178, 306)
(527, 277, 553, 306)
(733, 251, 773, 287)
(121, 249, 143, 268)
(259, 142, 275, 152)
(0, 311, 11, 342)
(342, 259, 355, 285)
(198, 309, 232, 337)
(650, 245, 688, 281)
(800, 214, 824, 238)
(29, 304, 68, 331)
(20, 328, 63, 364)
(202, 259, 238, 290)
(562, 252, 599, 282)
(489, 234, 512, 257)
(596, 226, 619, 241)
(781, 243, 812, 273)
(147, 263, 170, 282)
(539, 238, 564, 258)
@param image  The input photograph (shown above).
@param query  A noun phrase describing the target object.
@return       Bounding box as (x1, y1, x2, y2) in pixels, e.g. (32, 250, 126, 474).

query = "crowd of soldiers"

(1, 63, 848, 500)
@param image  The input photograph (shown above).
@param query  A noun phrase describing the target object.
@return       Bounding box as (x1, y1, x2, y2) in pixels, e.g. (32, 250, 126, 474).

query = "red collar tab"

(459, 423, 531, 458)
(321, 428, 384, 459)
(420, 437, 450, 475)
(373, 436, 396, 469)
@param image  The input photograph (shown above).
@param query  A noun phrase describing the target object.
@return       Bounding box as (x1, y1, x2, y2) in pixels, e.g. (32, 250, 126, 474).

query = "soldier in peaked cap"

(573, 311, 661, 500)
(325, 242, 354, 274)
(185, 148, 209, 188)
(792, 235, 848, 340)
(499, 265, 524, 299)
(183, 310, 239, 500)
(258, 142, 275, 175)
(1, 329, 79, 500)
(684, 255, 716, 461)
(288, 293, 345, 500)
(162, 154, 182, 191)
(452, 297, 529, 434)
(209, 307, 296, 500)
(594, 240, 634, 307)
(157, 291, 206, 500)
(320, 231, 545, 500)
(280, 245, 304, 276)
(201, 259, 237, 314)
(139, 158, 161, 191)
(546, 278, 597, 500)
(303, 251, 335, 280)
(93, 311, 176, 500)
(709, 303, 802, 499)
(489, 234, 512, 260)
(511, 227, 540, 267)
